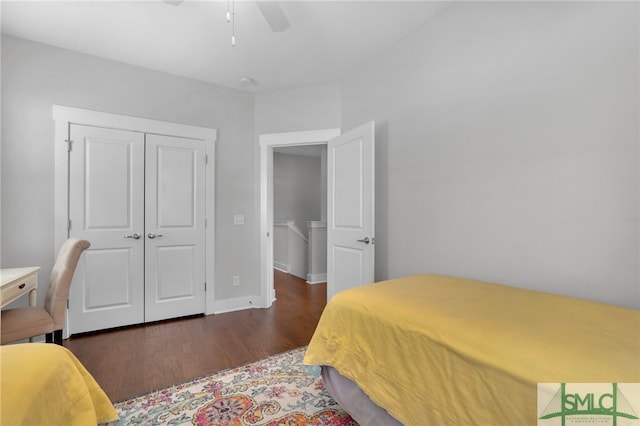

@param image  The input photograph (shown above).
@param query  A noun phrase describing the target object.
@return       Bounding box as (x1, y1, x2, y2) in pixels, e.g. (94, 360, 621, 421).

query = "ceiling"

(0, 0, 450, 92)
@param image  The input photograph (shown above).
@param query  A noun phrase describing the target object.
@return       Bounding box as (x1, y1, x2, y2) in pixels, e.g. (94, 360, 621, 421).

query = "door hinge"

(65, 139, 73, 152)
(68, 219, 72, 231)
(205, 154, 209, 165)
(66, 299, 69, 309)
(204, 282, 207, 292)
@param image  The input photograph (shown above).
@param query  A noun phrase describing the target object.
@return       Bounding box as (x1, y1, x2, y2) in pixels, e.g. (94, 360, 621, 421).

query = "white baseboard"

(306, 272, 327, 284)
(274, 262, 289, 272)
(210, 296, 258, 314)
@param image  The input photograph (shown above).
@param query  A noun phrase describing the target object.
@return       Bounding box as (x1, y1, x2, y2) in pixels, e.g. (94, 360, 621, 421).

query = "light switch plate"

(234, 214, 245, 225)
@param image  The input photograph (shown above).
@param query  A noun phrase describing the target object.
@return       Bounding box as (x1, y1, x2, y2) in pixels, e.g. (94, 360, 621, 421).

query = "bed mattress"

(304, 274, 640, 425)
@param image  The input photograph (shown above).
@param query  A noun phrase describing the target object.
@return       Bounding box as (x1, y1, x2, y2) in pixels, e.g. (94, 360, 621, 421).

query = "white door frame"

(259, 128, 340, 308)
(53, 105, 217, 335)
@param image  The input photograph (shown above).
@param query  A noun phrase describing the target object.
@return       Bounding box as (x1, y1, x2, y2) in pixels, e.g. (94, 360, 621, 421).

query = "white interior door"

(327, 121, 375, 300)
(144, 134, 206, 322)
(68, 125, 145, 334)
(68, 126, 206, 334)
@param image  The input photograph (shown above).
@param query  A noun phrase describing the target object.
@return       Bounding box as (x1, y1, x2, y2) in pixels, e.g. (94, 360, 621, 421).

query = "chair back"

(44, 238, 90, 329)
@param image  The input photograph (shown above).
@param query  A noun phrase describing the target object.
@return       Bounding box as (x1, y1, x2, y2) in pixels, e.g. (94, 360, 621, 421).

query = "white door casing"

(68, 125, 145, 333)
(144, 133, 206, 322)
(327, 121, 375, 300)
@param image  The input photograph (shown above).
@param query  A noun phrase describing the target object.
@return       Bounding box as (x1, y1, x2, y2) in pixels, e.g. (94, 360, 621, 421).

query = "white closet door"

(144, 134, 206, 322)
(68, 125, 145, 334)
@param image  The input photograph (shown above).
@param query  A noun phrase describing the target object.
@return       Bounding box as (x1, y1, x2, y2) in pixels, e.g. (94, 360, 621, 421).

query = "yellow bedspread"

(0, 343, 118, 425)
(304, 274, 640, 425)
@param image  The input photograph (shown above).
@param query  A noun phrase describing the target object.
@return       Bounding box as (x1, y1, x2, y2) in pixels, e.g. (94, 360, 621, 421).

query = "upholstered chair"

(1, 238, 90, 345)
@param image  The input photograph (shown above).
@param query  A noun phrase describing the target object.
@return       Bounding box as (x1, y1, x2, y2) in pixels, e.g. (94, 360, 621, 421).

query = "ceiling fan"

(163, 0, 290, 33)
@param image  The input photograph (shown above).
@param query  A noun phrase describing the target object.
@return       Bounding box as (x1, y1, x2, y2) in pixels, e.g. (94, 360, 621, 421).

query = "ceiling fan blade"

(255, 1, 290, 32)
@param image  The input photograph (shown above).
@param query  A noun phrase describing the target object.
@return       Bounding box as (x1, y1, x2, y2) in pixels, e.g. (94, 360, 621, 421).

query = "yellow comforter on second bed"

(0, 343, 118, 425)
(304, 274, 640, 425)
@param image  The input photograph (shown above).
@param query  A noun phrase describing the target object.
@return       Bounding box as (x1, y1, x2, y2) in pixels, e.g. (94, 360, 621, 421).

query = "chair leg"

(45, 331, 63, 345)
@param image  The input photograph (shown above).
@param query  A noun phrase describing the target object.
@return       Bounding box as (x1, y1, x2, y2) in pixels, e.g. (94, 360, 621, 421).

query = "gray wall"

(274, 152, 322, 235)
(254, 84, 341, 134)
(341, 1, 639, 307)
(0, 35, 258, 303)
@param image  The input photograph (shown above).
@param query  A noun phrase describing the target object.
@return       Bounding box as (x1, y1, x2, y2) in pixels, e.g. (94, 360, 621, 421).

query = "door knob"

(357, 237, 370, 244)
(148, 232, 163, 239)
(124, 233, 141, 240)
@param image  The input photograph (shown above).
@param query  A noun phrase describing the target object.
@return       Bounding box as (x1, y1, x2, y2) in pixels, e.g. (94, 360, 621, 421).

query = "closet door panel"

(68, 125, 145, 334)
(144, 134, 206, 322)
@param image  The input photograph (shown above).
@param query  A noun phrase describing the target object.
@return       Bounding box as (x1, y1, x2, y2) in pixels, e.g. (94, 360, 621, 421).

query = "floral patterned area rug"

(114, 346, 357, 425)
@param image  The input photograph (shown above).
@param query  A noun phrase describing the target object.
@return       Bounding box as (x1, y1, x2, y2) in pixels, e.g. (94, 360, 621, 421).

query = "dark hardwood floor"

(63, 270, 326, 402)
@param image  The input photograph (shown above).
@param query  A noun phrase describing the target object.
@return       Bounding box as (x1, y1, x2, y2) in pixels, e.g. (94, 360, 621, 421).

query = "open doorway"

(272, 145, 326, 284)
(259, 129, 340, 308)
(261, 123, 375, 306)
